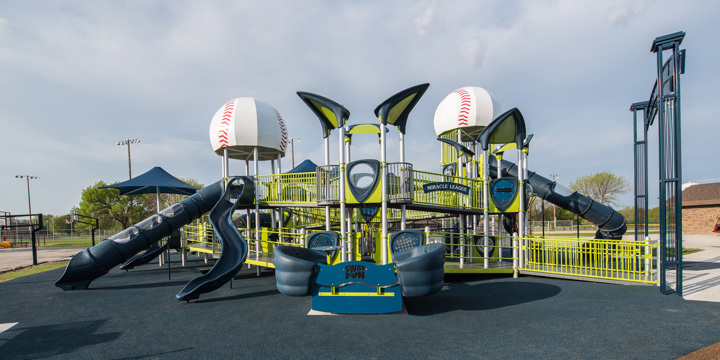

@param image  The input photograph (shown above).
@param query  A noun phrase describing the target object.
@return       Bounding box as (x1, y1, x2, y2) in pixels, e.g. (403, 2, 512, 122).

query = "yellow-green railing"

(182, 221, 219, 255)
(316, 165, 340, 205)
(519, 236, 658, 284)
(424, 231, 517, 263)
(241, 227, 305, 255)
(256, 172, 317, 205)
(387, 162, 413, 202)
(412, 170, 483, 210)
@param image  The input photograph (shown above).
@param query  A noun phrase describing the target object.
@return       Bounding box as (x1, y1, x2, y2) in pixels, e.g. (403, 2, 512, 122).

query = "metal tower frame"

(632, 31, 686, 295)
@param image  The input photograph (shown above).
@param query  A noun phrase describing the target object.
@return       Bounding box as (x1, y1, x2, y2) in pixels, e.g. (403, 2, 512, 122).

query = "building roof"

(682, 182, 720, 207)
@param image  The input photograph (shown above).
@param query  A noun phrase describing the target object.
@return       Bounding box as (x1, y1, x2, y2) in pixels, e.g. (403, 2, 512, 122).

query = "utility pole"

(550, 173, 559, 231)
(290, 138, 301, 168)
(15, 175, 38, 215)
(117, 139, 140, 179)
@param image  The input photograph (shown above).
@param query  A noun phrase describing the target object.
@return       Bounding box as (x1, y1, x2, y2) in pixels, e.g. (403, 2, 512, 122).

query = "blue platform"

(312, 261, 402, 314)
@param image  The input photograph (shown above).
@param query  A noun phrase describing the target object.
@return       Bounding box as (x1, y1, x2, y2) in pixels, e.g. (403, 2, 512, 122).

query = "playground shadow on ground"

(0, 320, 121, 360)
(683, 261, 720, 271)
(404, 274, 561, 316)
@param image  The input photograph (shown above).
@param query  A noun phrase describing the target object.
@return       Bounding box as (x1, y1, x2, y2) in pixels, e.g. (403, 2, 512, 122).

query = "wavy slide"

(175, 176, 254, 301)
(489, 160, 627, 239)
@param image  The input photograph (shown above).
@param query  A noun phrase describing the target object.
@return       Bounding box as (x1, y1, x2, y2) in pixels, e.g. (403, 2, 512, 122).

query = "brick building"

(682, 182, 720, 235)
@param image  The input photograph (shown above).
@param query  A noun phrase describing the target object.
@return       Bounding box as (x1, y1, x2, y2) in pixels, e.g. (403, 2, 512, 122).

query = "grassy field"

(8, 236, 96, 249)
(0, 261, 69, 283)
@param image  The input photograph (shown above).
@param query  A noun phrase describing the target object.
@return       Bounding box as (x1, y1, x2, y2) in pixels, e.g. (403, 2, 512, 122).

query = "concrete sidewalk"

(0, 248, 80, 273)
(678, 234, 720, 302)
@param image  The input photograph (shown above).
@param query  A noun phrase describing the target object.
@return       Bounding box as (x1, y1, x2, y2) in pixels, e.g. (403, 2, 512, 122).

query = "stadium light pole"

(550, 173, 559, 230)
(290, 137, 301, 168)
(117, 139, 140, 179)
(15, 175, 38, 215)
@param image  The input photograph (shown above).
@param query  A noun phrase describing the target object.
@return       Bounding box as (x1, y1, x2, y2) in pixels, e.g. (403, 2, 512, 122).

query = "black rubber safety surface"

(1, 256, 719, 359)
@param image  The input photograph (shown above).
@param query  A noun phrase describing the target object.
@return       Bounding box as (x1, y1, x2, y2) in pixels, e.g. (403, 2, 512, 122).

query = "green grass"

(683, 248, 703, 255)
(0, 261, 69, 283)
(10, 236, 97, 249)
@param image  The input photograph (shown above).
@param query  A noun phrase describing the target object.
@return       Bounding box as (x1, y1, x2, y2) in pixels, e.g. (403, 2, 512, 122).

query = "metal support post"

(339, 126, 347, 262)
(380, 122, 388, 264)
(482, 149, 490, 269)
(325, 136, 331, 231)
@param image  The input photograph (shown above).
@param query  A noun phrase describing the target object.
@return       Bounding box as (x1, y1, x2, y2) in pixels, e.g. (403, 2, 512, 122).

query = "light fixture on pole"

(550, 173, 559, 230)
(15, 175, 38, 215)
(290, 137, 301, 168)
(117, 139, 140, 179)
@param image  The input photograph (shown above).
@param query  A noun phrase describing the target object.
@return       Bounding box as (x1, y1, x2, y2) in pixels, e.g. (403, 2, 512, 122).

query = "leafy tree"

(619, 205, 661, 227)
(619, 206, 635, 224)
(527, 197, 579, 224)
(46, 214, 72, 234)
(75, 178, 204, 230)
(77, 181, 153, 230)
(569, 171, 630, 207)
(157, 178, 204, 209)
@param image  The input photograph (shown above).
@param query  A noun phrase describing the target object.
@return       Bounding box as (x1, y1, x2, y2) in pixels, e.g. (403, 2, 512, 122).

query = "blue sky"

(1, 0, 718, 216)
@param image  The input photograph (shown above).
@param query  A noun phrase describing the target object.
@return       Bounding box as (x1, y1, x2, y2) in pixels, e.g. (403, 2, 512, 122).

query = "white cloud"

(607, 0, 653, 26)
(0, 0, 717, 214)
(415, 5, 435, 36)
(460, 34, 488, 69)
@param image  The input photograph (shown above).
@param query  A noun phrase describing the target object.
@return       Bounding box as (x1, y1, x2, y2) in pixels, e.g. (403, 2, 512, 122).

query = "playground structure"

(55, 83, 653, 306)
(53, 33, 687, 308)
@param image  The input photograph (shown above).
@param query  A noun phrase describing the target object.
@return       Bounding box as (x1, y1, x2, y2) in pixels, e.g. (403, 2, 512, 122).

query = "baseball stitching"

(218, 99, 235, 148)
(452, 88, 471, 126)
(275, 108, 288, 152)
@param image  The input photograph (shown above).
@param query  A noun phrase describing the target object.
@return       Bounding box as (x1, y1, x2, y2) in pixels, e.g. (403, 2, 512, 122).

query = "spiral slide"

(176, 176, 254, 301)
(490, 160, 627, 239)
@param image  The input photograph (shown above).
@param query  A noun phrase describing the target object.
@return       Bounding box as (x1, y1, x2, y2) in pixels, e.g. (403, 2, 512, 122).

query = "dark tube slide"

(176, 176, 254, 301)
(55, 180, 225, 290)
(489, 160, 627, 239)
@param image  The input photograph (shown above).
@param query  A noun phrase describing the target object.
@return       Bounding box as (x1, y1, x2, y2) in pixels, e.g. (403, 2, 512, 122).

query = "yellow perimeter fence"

(518, 236, 658, 284)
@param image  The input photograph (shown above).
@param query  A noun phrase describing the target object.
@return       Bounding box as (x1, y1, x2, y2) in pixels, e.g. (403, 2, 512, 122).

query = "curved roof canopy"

(98, 167, 198, 195)
(285, 159, 318, 174)
(476, 108, 527, 151)
(374, 83, 429, 134)
(297, 91, 350, 139)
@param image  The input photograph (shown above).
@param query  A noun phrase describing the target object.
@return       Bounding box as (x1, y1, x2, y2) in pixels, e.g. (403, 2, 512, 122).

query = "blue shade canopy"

(285, 159, 318, 174)
(99, 167, 198, 195)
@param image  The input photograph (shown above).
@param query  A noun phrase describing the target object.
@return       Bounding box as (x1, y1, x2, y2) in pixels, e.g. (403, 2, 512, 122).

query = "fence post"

(181, 226, 186, 267)
(576, 214, 580, 238)
(519, 232, 524, 272)
(513, 232, 519, 278)
(644, 236, 651, 282)
(655, 237, 661, 285)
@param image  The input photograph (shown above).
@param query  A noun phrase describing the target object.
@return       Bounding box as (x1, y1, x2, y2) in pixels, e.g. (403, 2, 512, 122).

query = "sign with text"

(422, 182, 470, 195)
